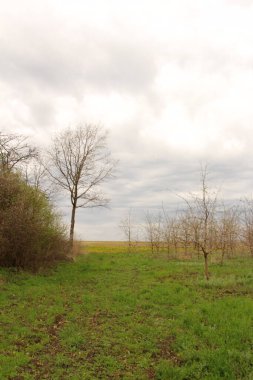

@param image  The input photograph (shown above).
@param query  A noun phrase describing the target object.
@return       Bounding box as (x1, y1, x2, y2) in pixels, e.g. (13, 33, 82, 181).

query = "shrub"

(0, 171, 69, 270)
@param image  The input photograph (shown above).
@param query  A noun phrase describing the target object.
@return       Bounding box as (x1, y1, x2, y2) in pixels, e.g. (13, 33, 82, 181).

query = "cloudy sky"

(1, 0, 253, 240)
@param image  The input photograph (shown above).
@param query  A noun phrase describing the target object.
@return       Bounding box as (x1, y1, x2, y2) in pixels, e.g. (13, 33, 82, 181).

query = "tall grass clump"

(0, 171, 69, 270)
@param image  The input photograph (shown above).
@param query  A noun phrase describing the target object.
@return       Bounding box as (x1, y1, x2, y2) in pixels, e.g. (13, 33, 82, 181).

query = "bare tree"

(162, 207, 173, 257)
(170, 217, 181, 257)
(218, 204, 239, 264)
(26, 160, 48, 189)
(144, 210, 163, 254)
(189, 213, 201, 258)
(153, 212, 163, 254)
(25, 159, 57, 199)
(183, 166, 219, 280)
(178, 212, 193, 257)
(144, 211, 156, 254)
(46, 124, 116, 245)
(119, 209, 139, 252)
(164, 215, 180, 257)
(0, 131, 37, 173)
(240, 198, 253, 257)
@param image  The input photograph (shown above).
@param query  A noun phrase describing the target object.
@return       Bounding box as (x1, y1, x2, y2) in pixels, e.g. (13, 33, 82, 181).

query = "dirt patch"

(152, 336, 182, 366)
(157, 272, 199, 283)
(146, 366, 156, 379)
(47, 313, 66, 336)
(146, 337, 182, 379)
(15, 314, 67, 380)
(216, 288, 252, 298)
(89, 310, 115, 328)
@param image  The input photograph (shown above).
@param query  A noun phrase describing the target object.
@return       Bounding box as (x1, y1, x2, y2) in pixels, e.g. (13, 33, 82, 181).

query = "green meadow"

(0, 243, 252, 379)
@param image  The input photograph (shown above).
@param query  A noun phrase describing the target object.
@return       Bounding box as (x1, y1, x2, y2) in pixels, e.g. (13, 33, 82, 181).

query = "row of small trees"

(120, 167, 253, 280)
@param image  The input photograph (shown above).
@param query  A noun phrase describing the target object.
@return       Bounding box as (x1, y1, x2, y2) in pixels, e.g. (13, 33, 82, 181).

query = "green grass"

(0, 244, 252, 379)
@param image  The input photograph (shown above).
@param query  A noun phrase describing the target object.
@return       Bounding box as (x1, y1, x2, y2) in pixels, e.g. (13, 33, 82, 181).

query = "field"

(0, 242, 252, 379)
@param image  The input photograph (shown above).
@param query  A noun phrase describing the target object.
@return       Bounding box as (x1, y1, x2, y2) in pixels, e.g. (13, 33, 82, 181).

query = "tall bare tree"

(0, 131, 37, 173)
(183, 166, 218, 280)
(46, 124, 116, 245)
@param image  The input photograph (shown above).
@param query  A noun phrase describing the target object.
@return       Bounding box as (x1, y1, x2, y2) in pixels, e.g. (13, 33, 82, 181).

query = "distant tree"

(119, 209, 139, 252)
(161, 207, 173, 257)
(46, 124, 116, 246)
(25, 159, 56, 199)
(162, 208, 180, 257)
(218, 204, 239, 264)
(189, 213, 201, 258)
(183, 166, 218, 280)
(241, 198, 253, 257)
(178, 212, 192, 256)
(144, 211, 163, 254)
(170, 217, 181, 257)
(0, 131, 37, 173)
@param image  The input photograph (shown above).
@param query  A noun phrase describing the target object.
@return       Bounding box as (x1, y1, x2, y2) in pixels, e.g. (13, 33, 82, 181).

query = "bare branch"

(0, 131, 38, 173)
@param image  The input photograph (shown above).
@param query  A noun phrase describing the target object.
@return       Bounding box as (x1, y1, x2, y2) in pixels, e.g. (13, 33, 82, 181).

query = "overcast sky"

(1, 0, 253, 240)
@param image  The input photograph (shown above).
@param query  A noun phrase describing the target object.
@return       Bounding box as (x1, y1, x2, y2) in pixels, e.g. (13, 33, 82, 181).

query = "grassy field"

(0, 243, 252, 379)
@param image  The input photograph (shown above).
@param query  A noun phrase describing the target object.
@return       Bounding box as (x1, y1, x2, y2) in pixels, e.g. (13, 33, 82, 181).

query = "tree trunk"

(167, 242, 170, 259)
(69, 203, 76, 247)
(204, 253, 209, 280)
(221, 248, 225, 265)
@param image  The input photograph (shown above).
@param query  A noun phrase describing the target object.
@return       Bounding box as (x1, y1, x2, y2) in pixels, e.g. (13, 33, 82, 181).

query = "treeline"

(120, 167, 253, 280)
(0, 124, 115, 270)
